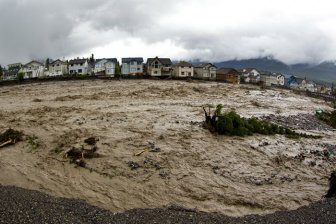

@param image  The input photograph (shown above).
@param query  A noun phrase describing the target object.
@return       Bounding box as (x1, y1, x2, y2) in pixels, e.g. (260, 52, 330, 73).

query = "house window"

(80, 63, 83, 66)
(78, 69, 83, 73)
(188, 72, 191, 76)
(154, 61, 160, 69)
(181, 72, 185, 75)
(137, 68, 141, 71)
(154, 71, 158, 74)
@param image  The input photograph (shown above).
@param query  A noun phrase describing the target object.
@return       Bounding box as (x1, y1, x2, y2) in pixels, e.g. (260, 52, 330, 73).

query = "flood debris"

(134, 150, 147, 156)
(0, 129, 23, 148)
(159, 170, 171, 179)
(128, 161, 140, 170)
(147, 141, 161, 152)
(65, 137, 99, 167)
(143, 158, 161, 170)
(325, 171, 336, 198)
(149, 147, 161, 153)
(84, 137, 98, 146)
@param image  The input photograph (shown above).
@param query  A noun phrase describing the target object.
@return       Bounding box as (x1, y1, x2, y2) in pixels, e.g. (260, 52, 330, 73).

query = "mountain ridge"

(210, 58, 336, 83)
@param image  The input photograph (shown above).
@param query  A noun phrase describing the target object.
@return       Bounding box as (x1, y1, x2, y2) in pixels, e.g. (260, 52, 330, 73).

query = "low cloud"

(0, 0, 336, 66)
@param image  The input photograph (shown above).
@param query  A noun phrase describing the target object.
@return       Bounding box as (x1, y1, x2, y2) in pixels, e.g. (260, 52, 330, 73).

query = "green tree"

(16, 72, 24, 82)
(0, 65, 3, 79)
(90, 53, 95, 63)
(115, 63, 121, 75)
(45, 58, 50, 70)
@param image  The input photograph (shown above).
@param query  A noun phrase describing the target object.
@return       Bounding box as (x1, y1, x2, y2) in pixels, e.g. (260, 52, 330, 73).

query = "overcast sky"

(1, 0, 336, 66)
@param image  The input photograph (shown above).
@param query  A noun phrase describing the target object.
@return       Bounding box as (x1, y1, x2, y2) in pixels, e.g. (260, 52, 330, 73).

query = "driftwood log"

(65, 145, 99, 167)
(0, 129, 23, 149)
(0, 139, 13, 149)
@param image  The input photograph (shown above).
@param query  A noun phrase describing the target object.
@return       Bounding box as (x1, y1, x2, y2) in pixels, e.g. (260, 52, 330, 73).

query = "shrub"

(204, 105, 321, 139)
(316, 109, 336, 128)
(16, 72, 24, 82)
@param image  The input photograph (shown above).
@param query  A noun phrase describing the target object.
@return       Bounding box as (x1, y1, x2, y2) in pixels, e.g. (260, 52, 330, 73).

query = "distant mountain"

(213, 58, 336, 83)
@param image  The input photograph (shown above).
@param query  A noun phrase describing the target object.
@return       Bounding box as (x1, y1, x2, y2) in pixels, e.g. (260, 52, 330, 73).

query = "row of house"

(238, 68, 331, 93)
(1, 57, 220, 81)
(0, 56, 332, 94)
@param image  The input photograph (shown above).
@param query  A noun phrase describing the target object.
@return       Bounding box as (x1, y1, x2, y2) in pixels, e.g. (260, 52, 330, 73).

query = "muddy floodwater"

(0, 79, 335, 216)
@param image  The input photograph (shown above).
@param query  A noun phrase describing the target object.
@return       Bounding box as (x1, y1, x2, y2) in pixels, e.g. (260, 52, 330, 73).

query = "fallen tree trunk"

(0, 139, 13, 149)
(0, 129, 23, 149)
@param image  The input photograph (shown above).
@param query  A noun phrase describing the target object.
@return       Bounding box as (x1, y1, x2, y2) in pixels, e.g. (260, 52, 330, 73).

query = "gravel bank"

(262, 113, 334, 131)
(0, 185, 335, 224)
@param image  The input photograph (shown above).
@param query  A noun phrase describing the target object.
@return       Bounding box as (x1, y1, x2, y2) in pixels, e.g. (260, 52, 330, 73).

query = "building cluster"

(0, 56, 333, 94)
(239, 68, 332, 94)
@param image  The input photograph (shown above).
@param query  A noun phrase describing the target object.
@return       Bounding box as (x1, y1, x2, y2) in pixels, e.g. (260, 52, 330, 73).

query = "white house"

(3, 63, 22, 80)
(194, 63, 216, 80)
(94, 58, 118, 76)
(47, 59, 68, 76)
(68, 58, 92, 75)
(172, 61, 194, 78)
(121, 58, 144, 75)
(270, 73, 285, 86)
(240, 68, 260, 83)
(146, 57, 173, 77)
(297, 78, 317, 92)
(21, 61, 44, 79)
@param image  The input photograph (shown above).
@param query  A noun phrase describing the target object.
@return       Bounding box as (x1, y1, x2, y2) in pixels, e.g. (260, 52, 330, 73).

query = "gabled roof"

(259, 70, 272, 76)
(270, 72, 283, 77)
(296, 77, 305, 83)
(146, 57, 172, 66)
(8, 63, 22, 68)
(69, 58, 88, 64)
(239, 68, 259, 73)
(50, 59, 67, 65)
(283, 74, 295, 79)
(174, 61, 193, 67)
(122, 57, 143, 63)
(96, 58, 118, 64)
(24, 61, 44, 67)
(194, 63, 216, 68)
(217, 68, 239, 74)
(7, 63, 22, 69)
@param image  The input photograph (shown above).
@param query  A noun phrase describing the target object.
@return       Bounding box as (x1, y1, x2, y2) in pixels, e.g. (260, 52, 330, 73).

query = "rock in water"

(84, 137, 97, 145)
(326, 171, 336, 198)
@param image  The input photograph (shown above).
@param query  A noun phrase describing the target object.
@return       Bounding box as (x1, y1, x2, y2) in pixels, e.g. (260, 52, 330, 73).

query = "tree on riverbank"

(203, 104, 321, 138)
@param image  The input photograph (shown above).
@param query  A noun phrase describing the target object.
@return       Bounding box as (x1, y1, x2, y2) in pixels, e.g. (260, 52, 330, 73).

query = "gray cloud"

(0, 0, 335, 66)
